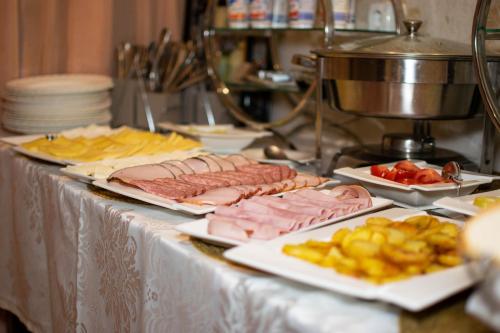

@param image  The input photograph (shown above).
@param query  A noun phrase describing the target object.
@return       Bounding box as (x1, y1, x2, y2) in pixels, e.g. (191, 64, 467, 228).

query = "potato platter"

(224, 208, 480, 311)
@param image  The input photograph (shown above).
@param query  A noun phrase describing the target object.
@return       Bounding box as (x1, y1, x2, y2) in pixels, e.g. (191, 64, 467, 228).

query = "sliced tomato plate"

(334, 160, 494, 207)
(371, 160, 448, 185)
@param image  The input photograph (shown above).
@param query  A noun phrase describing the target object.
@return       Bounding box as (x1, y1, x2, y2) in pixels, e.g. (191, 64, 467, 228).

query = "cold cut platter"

(93, 153, 339, 215)
(176, 188, 393, 246)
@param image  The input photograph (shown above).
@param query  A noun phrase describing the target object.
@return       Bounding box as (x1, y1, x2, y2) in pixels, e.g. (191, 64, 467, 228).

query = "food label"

(228, 0, 250, 28)
(250, 0, 273, 28)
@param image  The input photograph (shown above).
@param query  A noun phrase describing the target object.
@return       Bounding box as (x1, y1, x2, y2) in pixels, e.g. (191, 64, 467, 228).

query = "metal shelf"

(225, 81, 301, 93)
(212, 27, 396, 37)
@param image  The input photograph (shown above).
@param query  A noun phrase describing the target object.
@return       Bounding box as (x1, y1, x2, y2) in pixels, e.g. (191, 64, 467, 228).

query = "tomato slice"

(400, 178, 417, 185)
(383, 169, 399, 181)
(394, 169, 415, 183)
(414, 168, 443, 184)
(370, 165, 390, 178)
(394, 160, 420, 174)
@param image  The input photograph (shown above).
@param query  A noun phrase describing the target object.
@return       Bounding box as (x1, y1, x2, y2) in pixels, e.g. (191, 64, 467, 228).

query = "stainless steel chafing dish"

(314, 19, 500, 119)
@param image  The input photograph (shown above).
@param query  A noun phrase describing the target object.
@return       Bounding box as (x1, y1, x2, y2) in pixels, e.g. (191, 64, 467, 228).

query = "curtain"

(0, 0, 184, 98)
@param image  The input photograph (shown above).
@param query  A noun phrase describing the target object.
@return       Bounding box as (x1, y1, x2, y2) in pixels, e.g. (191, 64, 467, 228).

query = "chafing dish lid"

(314, 19, 498, 61)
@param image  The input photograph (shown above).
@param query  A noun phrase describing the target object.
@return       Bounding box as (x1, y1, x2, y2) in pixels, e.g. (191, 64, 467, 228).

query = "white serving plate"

(3, 97, 111, 115)
(92, 178, 340, 215)
(334, 161, 493, 207)
(4, 126, 138, 163)
(12, 146, 75, 165)
(0, 134, 46, 146)
(224, 208, 480, 312)
(3, 117, 111, 135)
(242, 147, 314, 165)
(433, 189, 500, 216)
(5, 74, 113, 96)
(158, 122, 272, 153)
(175, 196, 393, 247)
(0, 125, 119, 146)
(3, 109, 111, 127)
(2, 91, 109, 105)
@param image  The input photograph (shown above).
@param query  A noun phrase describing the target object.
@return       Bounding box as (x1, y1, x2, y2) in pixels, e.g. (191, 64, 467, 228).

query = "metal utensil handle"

(472, 0, 500, 132)
(133, 54, 156, 132)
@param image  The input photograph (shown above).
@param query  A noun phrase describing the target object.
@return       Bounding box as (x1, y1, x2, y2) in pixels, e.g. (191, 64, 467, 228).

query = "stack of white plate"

(2, 74, 114, 134)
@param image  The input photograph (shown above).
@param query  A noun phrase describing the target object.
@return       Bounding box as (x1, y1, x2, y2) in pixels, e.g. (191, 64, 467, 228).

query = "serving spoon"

(263, 145, 311, 166)
(441, 161, 463, 196)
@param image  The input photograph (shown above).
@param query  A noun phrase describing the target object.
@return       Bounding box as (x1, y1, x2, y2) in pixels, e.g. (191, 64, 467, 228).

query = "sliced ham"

(225, 154, 256, 166)
(238, 200, 319, 230)
(206, 215, 249, 241)
(159, 163, 184, 178)
(206, 214, 283, 241)
(162, 160, 194, 174)
(293, 173, 324, 187)
(108, 164, 174, 182)
(180, 187, 243, 206)
(214, 206, 298, 230)
(280, 179, 297, 192)
(183, 158, 210, 173)
(255, 184, 276, 196)
(296, 187, 372, 208)
(248, 196, 328, 218)
(206, 184, 374, 241)
(207, 155, 236, 171)
(196, 156, 222, 172)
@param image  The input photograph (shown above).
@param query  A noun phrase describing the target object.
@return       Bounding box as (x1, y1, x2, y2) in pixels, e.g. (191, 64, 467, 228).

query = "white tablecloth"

(0, 143, 400, 333)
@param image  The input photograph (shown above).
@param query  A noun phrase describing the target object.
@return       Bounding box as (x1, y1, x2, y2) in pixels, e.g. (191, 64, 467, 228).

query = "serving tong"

(441, 161, 463, 196)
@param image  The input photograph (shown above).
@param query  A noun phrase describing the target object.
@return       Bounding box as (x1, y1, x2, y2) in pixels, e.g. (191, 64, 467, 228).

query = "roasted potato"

(282, 215, 463, 284)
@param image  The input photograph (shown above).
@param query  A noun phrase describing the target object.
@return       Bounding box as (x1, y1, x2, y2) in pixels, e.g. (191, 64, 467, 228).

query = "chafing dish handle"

(472, 0, 500, 131)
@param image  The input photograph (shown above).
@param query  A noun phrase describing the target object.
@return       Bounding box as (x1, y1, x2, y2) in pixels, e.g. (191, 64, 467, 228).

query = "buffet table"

(0, 142, 492, 333)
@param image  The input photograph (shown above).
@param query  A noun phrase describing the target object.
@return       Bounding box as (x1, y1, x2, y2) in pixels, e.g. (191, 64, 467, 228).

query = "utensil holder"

(111, 79, 183, 129)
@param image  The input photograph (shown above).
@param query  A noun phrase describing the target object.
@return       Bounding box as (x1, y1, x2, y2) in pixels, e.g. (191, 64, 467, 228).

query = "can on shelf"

(288, 0, 317, 28)
(272, 0, 288, 28)
(250, 0, 273, 28)
(228, 0, 250, 28)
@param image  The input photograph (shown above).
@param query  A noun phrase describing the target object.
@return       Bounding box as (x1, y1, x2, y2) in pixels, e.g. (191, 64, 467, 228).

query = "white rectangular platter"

(175, 196, 393, 247)
(433, 189, 500, 216)
(0, 134, 44, 146)
(13, 146, 76, 165)
(60, 167, 95, 184)
(93, 178, 341, 215)
(334, 161, 493, 207)
(4, 125, 124, 165)
(224, 208, 480, 312)
(158, 122, 272, 139)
